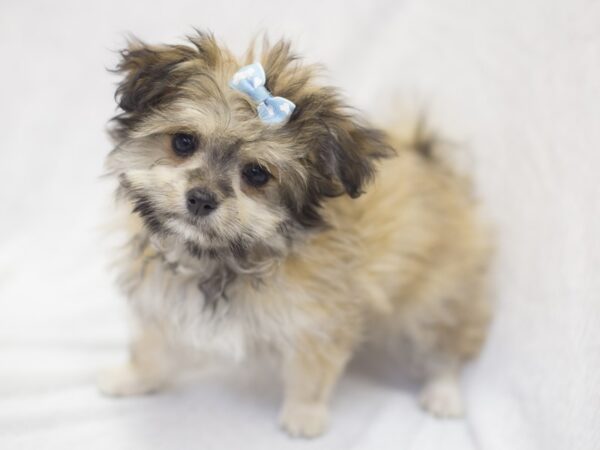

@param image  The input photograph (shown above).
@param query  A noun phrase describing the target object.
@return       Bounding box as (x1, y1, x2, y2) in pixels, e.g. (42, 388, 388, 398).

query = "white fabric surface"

(1, 0, 598, 449)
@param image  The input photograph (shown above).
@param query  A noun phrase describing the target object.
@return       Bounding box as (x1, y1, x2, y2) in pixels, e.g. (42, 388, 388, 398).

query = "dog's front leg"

(98, 321, 174, 397)
(279, 334, 353, 438)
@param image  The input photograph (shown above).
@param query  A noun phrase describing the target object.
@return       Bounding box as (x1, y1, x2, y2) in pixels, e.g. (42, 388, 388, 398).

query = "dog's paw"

(419, 376, 464, 418)
(97, 364, 164, 397)
(279, 402, 329, 438)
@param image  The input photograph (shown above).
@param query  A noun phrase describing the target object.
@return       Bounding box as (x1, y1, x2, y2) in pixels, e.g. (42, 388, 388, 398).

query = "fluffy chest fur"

(116, 231, 350, 362)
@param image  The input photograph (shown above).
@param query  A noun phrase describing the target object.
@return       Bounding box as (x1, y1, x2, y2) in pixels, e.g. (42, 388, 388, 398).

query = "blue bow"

(229, 63, 295, 125)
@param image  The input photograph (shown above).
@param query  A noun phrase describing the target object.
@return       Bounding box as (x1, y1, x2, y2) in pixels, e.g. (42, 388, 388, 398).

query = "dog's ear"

(114, 33, 221, 113)
(258, 40, 394, 198)
(290, 89, 395, 199)
(314, 113, 394, 198)
(115, 42, 194, 113)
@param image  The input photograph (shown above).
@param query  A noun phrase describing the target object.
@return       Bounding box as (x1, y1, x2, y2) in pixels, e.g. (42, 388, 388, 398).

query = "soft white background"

(0, 0, 598, 449)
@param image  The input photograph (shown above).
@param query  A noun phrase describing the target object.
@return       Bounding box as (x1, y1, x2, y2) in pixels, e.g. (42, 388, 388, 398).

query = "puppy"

(99, 31, 492, 438)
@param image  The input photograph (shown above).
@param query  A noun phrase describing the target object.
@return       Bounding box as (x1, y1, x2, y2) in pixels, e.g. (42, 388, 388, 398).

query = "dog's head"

(107, 32, 394, 258)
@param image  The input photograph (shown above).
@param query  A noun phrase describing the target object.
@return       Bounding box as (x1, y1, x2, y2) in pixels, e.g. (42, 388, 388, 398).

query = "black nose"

(186, 187, 218, 216)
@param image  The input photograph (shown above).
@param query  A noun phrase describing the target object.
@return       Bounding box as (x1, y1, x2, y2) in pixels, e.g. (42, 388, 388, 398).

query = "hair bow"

(229, 63, 295, 125)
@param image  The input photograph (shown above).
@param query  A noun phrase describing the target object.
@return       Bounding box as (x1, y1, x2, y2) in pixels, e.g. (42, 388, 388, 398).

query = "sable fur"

(99, 31, 492, 438)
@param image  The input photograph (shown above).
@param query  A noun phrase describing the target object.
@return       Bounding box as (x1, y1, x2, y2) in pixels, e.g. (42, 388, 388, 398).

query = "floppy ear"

(115, 43, 195, 113)
(314, 117, 394, 198)
(288, 87, 395, 199)
(257, 40, 394, 198)
(114, 32, 221, 113)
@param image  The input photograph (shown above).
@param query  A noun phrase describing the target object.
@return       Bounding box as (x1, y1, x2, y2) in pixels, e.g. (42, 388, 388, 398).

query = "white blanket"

(1, 0, 598, 448)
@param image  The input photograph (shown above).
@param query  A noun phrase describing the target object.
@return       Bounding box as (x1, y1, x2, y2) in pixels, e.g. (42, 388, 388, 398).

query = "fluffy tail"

(385, 112, 472, 172)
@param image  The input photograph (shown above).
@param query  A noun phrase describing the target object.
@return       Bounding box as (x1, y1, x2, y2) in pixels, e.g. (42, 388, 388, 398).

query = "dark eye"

(171, 133, 198, 157)
(242, 163, 271, 187)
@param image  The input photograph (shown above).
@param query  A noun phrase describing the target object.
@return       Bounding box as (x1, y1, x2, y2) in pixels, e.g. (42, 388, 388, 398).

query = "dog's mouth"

(121, 186, 231, 249)
(164, 211, 227, 244)
(126, 193, 277, 263)
(184, 213, 213, 227)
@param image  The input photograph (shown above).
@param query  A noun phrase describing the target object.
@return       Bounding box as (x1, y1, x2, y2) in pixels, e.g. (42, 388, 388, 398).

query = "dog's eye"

(171, 133, 198, 157)
(242, 163, 271, 187)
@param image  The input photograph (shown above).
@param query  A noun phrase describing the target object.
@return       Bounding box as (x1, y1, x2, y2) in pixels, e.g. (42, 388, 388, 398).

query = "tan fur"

(99, 32, 492, 438)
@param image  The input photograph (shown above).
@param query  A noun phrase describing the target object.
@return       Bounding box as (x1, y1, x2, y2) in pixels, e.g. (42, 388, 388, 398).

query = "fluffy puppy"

(99, 31, 492, 438)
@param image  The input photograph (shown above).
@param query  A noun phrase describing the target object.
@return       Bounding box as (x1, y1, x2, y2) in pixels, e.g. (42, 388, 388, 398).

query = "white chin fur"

(164, 217, 214, 246)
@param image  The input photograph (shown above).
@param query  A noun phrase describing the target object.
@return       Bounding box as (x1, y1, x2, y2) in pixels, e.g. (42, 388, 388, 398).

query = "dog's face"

(107, 33, 393, 257)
